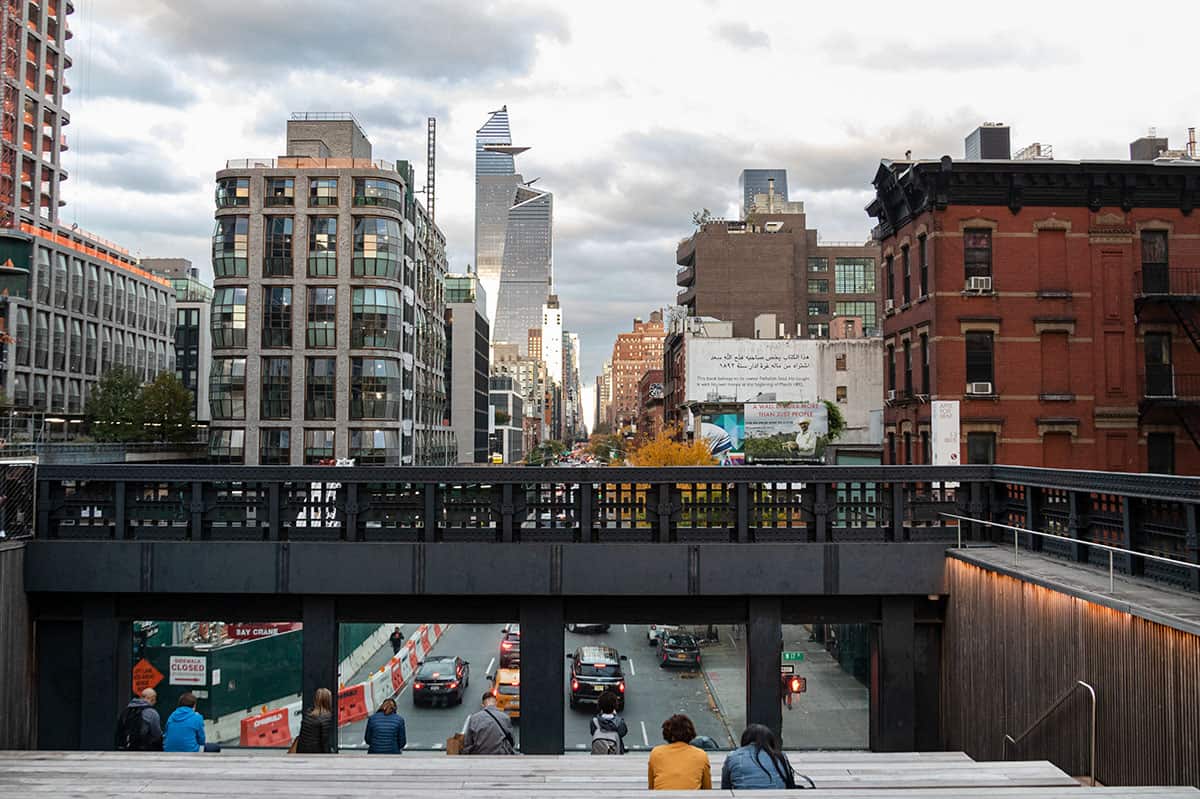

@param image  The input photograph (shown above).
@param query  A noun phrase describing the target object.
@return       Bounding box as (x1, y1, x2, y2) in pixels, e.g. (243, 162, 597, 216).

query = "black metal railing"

(1142, 365, 1200, 400)
(28, 465, 1200, 590)
(1136, 266, 1200, 297)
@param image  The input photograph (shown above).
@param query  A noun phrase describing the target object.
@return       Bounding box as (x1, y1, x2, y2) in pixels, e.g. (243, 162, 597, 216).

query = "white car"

(647, 624, 681, 646)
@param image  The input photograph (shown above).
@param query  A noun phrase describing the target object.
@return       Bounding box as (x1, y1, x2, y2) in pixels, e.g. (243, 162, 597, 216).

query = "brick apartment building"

(635, 368, 664, 439)
(868, 153, 1200, 473)
(676, 201, 880, 339)
(607, 311, 665, 431)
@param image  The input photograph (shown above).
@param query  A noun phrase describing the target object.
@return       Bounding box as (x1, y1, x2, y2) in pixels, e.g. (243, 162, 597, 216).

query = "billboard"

(744, 402, 829, 462)
(686, 338, 819, 403)
(700, 411, 744, 465)
(931, 400, 960, 465)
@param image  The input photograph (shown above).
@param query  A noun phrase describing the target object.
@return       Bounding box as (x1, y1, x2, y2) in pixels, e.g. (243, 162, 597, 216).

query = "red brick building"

(868, 156, 1200, 473)
(607, 311, 665, 431)
(635, 369, 665, 440)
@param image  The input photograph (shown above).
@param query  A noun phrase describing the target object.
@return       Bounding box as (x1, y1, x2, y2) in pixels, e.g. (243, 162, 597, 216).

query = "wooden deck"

(1, 750, 1197, 797)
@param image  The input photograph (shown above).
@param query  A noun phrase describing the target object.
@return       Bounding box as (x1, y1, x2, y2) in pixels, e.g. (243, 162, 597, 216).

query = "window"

(807, 323, 828, 338)
(921, 431, 931, 464)
(212, 216, 249, 277)
(208, 429, 245, 464)
(101, 327, 112, 372)
(136, 283, 147, 330)
(835, 301, 877, 331)
(353, 177, 403, 212)
(307, 287, 336, 347)
(351, 287, 402, 348)
(257, 286, 292, 348)
(967, 432, 996, 465)
(352, 217, 402, 278)
(263, 216, 294, 276)
(304, 429, 335, 464)
(305, 357, 336, 419)
(35, 248, 50, 303)
(50, 377, 64, 412)
(12, 375, 26, 407)
(1144, 332, 1173, 396)
(901, 246, 911, 304)
(209, 357, 247, 419)
(126, 282, 137, 327)
(69, 319, 81, 370)
(965, 332, 994, 385)
(350, 429, 400, 465)
(211, 286, 248, 348)
(836, 385, 847, 403)
(904, 431, 913, 464)
(1141, 230, 1169, 293)
(918, 234, 928, 297)
(964, 228, 992, 279)
(887, 432, 896, 465)
(835, 257, 876, 294)
(102, 270, 113, 319)
(215, 177, 249, 208)
(51, 315, 65, 369)
(835, 354, 847, 371)
(808, 278, 829, 294)
(903, 340, 912, 395)
(308, 216, 337, 276)
(53, 252, 66, 308)
(69, 258, 83, 312)
(33, 376, 46, 409)
(14, 307, 28, 366)
(259, 429, 291, 465)
(886, 344, 895, 390)
(85, 263, 99, 316)
(1148, 432, 1175, 474)
(920, 333, 929, 393)
(807, 257, 828, 272)
(807, 301, 829, 317)
(112, 330, 124, 368)
(259, 357, 292, 420)
(264, 177, 294, 207)
(351, 357, 402, 420)
(68, 380, 81, 414)
(885, 254, 894, 302)
(309, 177, 337, 206)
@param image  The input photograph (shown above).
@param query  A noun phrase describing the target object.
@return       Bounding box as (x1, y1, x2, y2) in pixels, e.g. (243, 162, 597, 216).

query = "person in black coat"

(294, 688, 335, 753)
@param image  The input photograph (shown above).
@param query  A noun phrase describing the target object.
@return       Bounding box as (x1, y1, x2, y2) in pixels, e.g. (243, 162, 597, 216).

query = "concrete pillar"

(519, 597, 565, 754)
(745, 597, 783, 743)
(301, 596, 338, 745)
(79, 597, 130, 750)
(872, 596, 915, 751)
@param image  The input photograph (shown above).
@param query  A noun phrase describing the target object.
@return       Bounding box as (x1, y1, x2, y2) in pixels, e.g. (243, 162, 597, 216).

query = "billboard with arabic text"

(686, 338, 820, 403)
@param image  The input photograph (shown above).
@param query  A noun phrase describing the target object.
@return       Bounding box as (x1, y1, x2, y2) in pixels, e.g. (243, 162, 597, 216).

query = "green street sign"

(782, 651, 805, 662)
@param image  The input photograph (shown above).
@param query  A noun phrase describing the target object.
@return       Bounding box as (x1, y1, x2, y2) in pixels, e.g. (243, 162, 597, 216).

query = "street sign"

(168, 655, 207, 686)
(782, 651, 805, 662)
(131, 658, 163, 694)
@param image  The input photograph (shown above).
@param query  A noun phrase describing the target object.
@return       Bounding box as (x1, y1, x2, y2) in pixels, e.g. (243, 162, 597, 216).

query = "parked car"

(656, 632, 701, 669)
(647, 624, 680, 646)
(567, 644, 626, 710)
(490, 668, 521, 719)
(412, 655, 469, 706)
(499, 624, 521, 668)
(566, 623, 610, 633)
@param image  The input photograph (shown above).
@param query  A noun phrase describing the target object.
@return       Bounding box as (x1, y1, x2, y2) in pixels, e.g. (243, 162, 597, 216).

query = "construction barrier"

(236, 623, 448, 745)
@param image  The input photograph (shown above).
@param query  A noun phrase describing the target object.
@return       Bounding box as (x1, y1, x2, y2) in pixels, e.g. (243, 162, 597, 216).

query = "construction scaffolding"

(0, 1, 20, 228)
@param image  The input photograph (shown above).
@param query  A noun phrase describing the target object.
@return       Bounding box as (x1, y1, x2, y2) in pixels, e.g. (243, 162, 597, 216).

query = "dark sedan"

(656, 633, 701, 669)
(411, 656, 470, 706)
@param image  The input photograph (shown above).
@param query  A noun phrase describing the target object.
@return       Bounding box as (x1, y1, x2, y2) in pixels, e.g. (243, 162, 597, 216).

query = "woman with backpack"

(588, 691, 627, 754)
(293, 688, 335, 754)
(721, 723, 797, 789)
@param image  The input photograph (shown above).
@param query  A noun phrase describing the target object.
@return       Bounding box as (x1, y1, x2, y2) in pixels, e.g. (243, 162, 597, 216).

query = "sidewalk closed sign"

(169, 655, 207, 686)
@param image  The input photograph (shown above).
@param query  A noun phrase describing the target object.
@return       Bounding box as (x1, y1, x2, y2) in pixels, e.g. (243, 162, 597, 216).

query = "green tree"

(823, 400, 846, 441)
(525, 439, 569, 465)
(84, 366, 144, 442)
(588, 433, 623, 462)
(691, 208, 713, 227)
(139, 372, 196, 443)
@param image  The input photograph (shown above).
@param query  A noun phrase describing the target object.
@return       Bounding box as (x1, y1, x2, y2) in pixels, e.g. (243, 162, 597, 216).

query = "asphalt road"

(338, 623, 731, 751)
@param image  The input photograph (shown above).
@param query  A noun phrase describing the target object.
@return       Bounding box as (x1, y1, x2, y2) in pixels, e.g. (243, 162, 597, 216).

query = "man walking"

(389, 627, 405, 655)
(116, 688, 162, 751)
(462, 692, 516, 754)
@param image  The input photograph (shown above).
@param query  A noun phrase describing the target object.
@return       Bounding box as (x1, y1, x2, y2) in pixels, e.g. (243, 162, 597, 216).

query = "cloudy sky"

(66, 0, 1200, 383)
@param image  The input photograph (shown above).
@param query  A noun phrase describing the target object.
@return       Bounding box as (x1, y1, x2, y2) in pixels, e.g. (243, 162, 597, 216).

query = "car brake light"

(492, 687, 498, 698)
(448, 680, 458, 689)
(413, 682, 423, 690)
(617, 681, 625, 693)
(571, 678, 579, 691)
(501, 641, 512, 650)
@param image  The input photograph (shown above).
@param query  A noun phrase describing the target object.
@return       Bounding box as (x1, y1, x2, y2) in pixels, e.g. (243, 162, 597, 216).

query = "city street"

(338, 623, 731, 751)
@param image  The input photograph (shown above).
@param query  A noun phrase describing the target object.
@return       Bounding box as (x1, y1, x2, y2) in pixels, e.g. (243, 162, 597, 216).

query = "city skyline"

(59, 0, 1200, 382)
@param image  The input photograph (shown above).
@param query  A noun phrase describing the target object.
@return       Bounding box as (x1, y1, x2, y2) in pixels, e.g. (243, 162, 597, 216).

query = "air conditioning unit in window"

(966, 382, 994, 396)
(885, 299, 895, 311)
(886, 389, 896, 402)
(965, 276, 993, 293)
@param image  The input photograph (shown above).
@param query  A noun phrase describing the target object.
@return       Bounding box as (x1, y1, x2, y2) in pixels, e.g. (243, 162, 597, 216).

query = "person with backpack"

(462, 692, 516, 754)
(162, 692, 206, 753)
(588, 691, 627, 754)
(721, 723, 798, 790)
(116, 688, 162, 751)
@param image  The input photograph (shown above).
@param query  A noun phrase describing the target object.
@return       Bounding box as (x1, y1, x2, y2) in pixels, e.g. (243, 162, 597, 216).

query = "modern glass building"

(473, 106, 552, 354)
(739, 169, 789, 218)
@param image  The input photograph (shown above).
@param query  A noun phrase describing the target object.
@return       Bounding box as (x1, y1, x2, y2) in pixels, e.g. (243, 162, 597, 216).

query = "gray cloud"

(825, 33, 1077, 71)
(81, 159, 201, 196)
(714, 21, 770, 50)
(82, 46, 198, 106)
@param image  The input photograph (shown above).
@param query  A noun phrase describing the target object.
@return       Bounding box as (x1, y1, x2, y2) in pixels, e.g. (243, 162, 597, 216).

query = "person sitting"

(462, 692, 516, 755)
(364, 698, 407, 754)
(588, 691, 628, 754)
(647, 713, 711, 789)
(721, 723, 795, 789)
(162, 692, 205, 753)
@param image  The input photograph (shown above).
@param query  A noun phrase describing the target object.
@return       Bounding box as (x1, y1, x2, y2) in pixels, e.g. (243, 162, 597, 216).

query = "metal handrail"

(1003, 680, 1096, 787)
(940, 513, 1200, 593)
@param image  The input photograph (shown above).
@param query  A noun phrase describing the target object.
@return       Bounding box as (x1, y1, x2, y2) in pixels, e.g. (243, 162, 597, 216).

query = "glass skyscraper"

(739, 169, 789, 217)
(474, 106, 552, 353)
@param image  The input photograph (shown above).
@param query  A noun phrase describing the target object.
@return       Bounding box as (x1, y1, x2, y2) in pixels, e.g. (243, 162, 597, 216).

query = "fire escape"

(1134, 263, 1200, 452)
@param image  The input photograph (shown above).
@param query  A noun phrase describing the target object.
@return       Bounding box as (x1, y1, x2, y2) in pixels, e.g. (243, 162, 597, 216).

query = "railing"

(1141, 366, 1200, 400)
(224, 157, 396, 172)
(1003, 680, 1096, 787)
(1135, 267, 1200, 297)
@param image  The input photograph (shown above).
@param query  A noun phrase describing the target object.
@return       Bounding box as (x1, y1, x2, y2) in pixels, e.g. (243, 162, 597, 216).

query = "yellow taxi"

(491, 668, 520, 719)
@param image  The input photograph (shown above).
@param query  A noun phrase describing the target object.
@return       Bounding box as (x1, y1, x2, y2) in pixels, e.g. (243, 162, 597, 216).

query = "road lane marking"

(640, 720, 649, 746)
(628, 658, 635, 676)
(486, 657, 495, 675)
(623, 624, 628, 632)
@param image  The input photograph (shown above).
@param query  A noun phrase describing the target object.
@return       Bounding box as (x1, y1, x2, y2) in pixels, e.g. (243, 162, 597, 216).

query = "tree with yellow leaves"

(627, 427, 716, 467)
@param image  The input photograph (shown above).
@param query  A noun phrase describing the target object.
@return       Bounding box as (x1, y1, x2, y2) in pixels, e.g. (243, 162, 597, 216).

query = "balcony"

(1141, 365, 1200, 405)
(675, 235, 696, 266)
(676, 285, 696, 306)
(675, 264, 694, 287)
(1135, 267, 1200, 300)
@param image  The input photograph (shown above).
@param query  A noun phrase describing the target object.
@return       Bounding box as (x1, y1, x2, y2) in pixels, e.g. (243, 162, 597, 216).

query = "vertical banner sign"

(931, 400, 960, 465)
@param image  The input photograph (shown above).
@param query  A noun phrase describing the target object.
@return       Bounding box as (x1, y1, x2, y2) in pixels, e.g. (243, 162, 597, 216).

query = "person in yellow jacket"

(647, 714, 711, 790)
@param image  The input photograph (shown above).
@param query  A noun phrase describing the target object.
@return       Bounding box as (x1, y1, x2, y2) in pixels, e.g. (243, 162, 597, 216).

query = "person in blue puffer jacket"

(162, 693, 206, 753)
(721, 724, 795, 789)
(363, 698, 407, 754)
